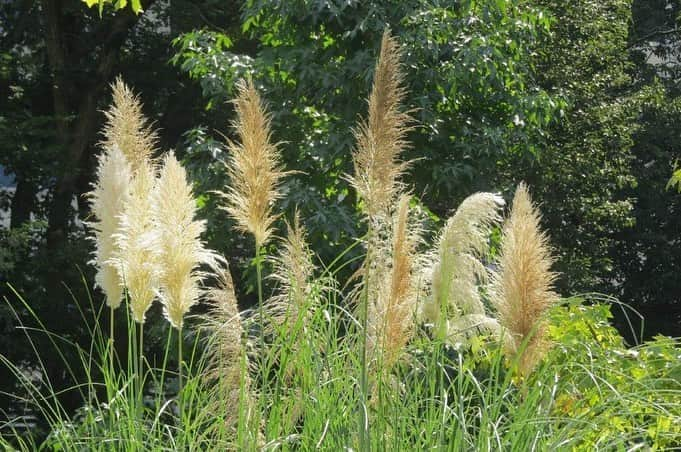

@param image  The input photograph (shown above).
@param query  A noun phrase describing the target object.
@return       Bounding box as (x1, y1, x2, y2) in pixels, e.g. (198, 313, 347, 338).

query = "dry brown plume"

(491, 182, 558, 377)
(216, 78, 286, 248)
(101, 77, 158, 172)
(348, 30, 413, 221)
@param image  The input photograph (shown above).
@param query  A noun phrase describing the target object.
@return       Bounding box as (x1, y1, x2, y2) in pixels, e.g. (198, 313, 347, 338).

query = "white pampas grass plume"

(491, 182, 558, 377)
(102, 77, 158, 172)
(216, 78, 286, 248)
(112, 161, 158, 323)
(347, 30, 413, 221)
(422, 192, 505, 341)
(88, 145, 132, 309)
(366, 194, 422, 370)
(153, 151, 216, 330)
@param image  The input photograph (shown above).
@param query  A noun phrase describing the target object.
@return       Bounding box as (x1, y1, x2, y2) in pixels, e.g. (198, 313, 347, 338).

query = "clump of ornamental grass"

(346, 31, 416, 445)
(421, 192, 505, 343)
(102, 77, 158, 172)
(491, 182, 558, 378)
(87, 145, 132, 311)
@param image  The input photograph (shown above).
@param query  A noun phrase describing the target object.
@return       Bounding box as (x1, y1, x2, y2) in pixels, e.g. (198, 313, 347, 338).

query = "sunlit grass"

(2, 277, 680, 450)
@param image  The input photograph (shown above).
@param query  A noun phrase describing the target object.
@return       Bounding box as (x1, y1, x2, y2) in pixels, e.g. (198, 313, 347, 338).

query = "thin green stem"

(109, 305, 115, 397)
(358, 229, 372, 452)
(138, 321, 144, 416)
(178, 326, 183, 422)
(255, 241, 265, 353)
(157, 326, 174, 402)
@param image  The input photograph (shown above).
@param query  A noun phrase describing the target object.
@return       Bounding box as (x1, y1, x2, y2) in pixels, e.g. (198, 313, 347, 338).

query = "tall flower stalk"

(202, 267, 260, 446)
(216, 78, 286, 349)
(112, 160, 159, 408)
(91, 77, 159, 391)
(491, 183, 558, 378)
(347, 29, 413, 446)
(267, 212, 317, 340)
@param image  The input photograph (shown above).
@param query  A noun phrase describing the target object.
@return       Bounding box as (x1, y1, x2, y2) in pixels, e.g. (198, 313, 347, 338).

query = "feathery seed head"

(88, 145, 132, 309)
(268, 211, 316, 328)
(348, 30, 413, 220)
(153, 151, 215, 329)
(367, 194, 422, 370)
(491, 182, 558, 377)
(102, 77, 158, 172)
(422, 192, 504, 332)
(217, 78, 285, 248)
(112, 161, 159, 323)
(202, 266, 255, 438)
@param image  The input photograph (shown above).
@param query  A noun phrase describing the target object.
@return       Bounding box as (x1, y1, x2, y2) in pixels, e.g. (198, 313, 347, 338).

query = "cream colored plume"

(216, 78, 285, 248)
(422, 192, 505, 341)
(366, 194, 422, 370)
(348, 30, 413, 221)
(152, 152, 216, 329)
(88, 145, 132, 309)
(102, 77, 158, 172)
(491, 182, 558, 377)
(112, 161, 159, 323)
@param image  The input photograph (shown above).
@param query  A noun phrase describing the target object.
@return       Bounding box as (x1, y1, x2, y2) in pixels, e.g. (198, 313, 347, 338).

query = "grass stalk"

(177, 326, 183, 422)
(358, 241, 372, 451)
(138, 321, 144, 416)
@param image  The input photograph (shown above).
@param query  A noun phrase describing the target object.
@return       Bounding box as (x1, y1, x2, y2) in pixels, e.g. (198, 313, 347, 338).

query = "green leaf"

(130, 0, 143, 13)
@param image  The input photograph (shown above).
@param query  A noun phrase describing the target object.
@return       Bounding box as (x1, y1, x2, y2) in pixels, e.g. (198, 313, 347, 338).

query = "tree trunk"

(10, 177, 37, 228)
(42, 0, 156, 256)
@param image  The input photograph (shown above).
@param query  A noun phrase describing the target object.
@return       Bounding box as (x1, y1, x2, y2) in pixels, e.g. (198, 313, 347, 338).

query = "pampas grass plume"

(152, 151, 215, 329)
(88, 145, 132, 309)
(348, 30, 413, 220)
(202, 267, 251, 436)
(217, 78, 285, 248)
(102, 77, 158, 172)
(113, 161, 158, 323)
(491, 182, 558, 377)
(268, 211, 316, 329)
(367, 194, 421, 370)
(423, 192, 504, 340)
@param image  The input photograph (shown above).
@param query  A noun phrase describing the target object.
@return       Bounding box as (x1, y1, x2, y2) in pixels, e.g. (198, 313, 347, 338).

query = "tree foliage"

(172, 0, 561, 275)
